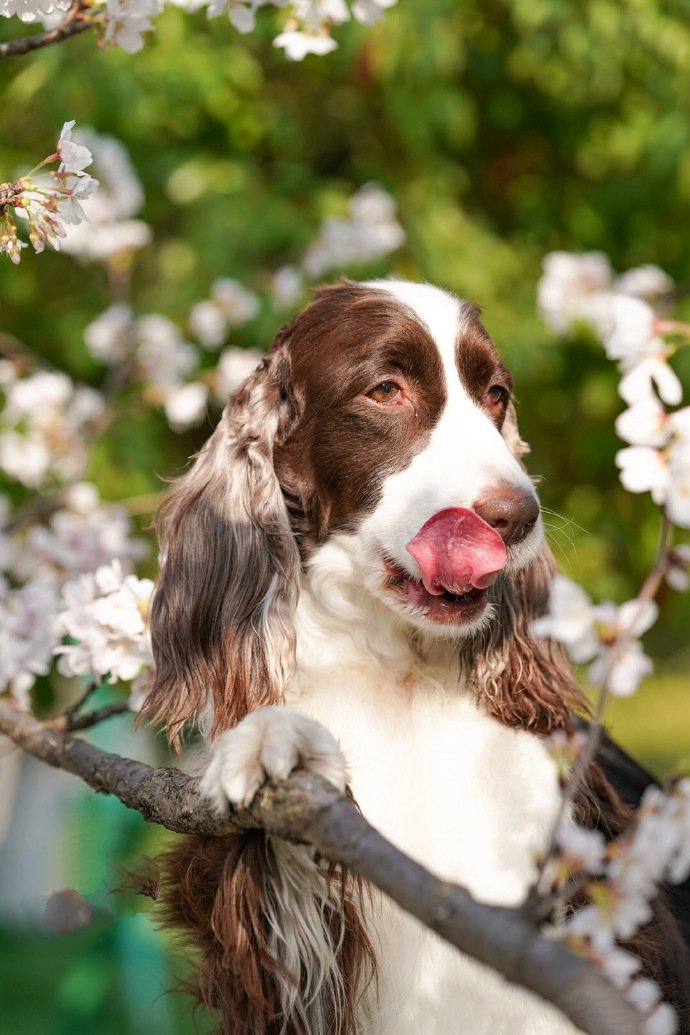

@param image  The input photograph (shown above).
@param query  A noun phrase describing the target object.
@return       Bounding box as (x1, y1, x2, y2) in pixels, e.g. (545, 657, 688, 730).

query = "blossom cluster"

(1, 121, 98, 264)
(533, 575, 662, 698)
(551, 772, 690, 1035)
(58, 127, 150, 262)
(0, 0, 397, 58)
(0, 367, 104, 488)
(55, 559, 154, 687)
(538, 253, 690, 526)
(0, 485, 147, 707)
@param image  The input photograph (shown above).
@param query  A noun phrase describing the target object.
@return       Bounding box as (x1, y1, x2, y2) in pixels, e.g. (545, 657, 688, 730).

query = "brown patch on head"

(274, 280, 446, 548)
(455, 303, 512, 431)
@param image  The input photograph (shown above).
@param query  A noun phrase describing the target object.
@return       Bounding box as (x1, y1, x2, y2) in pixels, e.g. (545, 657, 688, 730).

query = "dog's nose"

(473, 488, 539, 547)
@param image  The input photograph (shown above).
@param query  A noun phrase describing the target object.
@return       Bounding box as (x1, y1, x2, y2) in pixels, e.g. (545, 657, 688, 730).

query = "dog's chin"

(367, 556, 491, 639)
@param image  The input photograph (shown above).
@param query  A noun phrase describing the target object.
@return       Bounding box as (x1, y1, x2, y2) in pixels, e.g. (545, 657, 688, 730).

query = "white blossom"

(136, 314, 198, 386)
(599, 295, 664, 370)
(667, 450, 690, 527)
(272, 264, 303, 307)
(589, 637, 653, 698)
(555, 825, 606, 874)
(163, 381, 209, 430)
(0, 0, 71, 23)
(0, 577, 61, 707)
(11, 482, 146, 583)
(537, 251, 612, 335)
(103, 0, 158, 53)
(57, 121, 94, 176)
(189, 300, 228, 349)
(352, 0, 396, 24)
(533, 577, 657, 697)
(614, 265, 673, 301)
(0, 370, 104, 487)
(215, 346, 263, 398)
(618, 357, 682, 407)
(1, 121, 98, 262)
(302, 182, 404, 276)
(84, 302, 134, 363)
(274, 28, 338, 59)
(60, 129, 151, 261)
(189, 278, 260, 348)
(616, 446, 669, 502)
(615, 397, 668, 448)
(55, 560, 154, 684)
(531, 575, 600, 663)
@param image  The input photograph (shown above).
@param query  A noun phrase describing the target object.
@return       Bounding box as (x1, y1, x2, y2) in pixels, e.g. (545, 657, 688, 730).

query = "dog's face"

(274, 279, 543, 637)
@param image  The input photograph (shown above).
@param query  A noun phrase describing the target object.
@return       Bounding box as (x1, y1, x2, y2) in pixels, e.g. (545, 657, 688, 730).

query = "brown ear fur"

(141, 333, 301, 745)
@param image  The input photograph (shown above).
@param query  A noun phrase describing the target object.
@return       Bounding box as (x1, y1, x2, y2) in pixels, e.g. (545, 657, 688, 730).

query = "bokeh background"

(1, 1, 689, 1031)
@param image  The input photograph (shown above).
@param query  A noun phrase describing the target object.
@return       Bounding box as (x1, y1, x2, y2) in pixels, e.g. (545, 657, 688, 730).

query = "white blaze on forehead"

(365, 279, 467, 365)
(360, 278, 539, 581)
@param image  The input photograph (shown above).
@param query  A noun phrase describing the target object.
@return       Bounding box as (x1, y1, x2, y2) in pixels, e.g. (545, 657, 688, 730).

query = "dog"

(142, 279, 690, 1034)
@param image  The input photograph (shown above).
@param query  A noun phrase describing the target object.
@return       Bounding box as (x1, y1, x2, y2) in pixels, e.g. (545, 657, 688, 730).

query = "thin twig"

(53, 701, 131, 732)
(0, 1, 98, 60)
(64, 680, 98, 717)
(0, 699, 644, 1035)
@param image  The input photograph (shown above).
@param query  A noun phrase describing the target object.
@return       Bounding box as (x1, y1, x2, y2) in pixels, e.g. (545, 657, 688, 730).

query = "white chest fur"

(287, 661, 580, 1035)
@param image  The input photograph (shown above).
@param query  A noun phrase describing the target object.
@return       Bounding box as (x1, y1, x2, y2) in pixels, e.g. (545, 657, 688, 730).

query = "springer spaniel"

(143, 280, 690, 1035)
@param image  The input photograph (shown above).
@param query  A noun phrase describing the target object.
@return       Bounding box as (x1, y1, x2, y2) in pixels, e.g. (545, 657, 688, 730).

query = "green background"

(1, 1, 689, 1030)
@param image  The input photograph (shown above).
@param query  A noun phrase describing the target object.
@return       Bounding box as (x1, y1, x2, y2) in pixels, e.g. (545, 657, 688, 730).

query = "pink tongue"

(405, 508, 507, 596)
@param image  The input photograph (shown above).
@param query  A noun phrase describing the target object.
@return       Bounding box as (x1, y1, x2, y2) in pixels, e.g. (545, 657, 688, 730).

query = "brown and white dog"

(143, 280, 690, 1035)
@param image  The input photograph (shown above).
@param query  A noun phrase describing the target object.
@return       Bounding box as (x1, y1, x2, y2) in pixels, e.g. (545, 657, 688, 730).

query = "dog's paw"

(199, 706, 347, 811)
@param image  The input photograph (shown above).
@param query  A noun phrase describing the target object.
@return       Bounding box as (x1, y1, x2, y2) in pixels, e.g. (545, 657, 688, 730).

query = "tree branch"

(0, 3, 98, 61)
(0, 699, 643, 1035)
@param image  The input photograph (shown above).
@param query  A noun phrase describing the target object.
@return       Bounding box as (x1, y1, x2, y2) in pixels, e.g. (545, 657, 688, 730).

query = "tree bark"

(0, 699, 643, 1035)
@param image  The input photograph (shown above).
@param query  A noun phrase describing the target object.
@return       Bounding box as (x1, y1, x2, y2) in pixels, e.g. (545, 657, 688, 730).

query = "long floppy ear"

(462, 398, 588, 732)
(141, 333, 301, 746)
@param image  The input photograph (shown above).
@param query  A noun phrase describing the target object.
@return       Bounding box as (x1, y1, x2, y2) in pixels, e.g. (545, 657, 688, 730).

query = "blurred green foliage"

(1, 1, 689, 1030)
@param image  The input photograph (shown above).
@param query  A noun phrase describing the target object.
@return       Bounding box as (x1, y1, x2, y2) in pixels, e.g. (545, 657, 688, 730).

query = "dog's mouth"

(382, 557, 490, 625)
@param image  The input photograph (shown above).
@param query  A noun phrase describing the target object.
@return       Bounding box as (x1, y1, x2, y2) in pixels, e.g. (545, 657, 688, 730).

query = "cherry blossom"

(0, 0, 70, 23)
(598, 295, 665, 370)
(614, 264, 673, 302)
(163, 381, 209, 430)
(0, 370, 104, 488)
(555, 825, 606, 874)
(618, 357, 682, 408)
(10, 483, 147, 583)
(57, 121, 94, 176)
(533, 577, 658, 697)
(302, 182, 404, 276)
(189, 277, 260, 348)
(215, 346, 263, 398)
(1, 121, 98, 263)
(60, 128, 151, 261)
(537, 251, 612, 335)
(84, 302, 134, 364)
(103, 0, 158, 53)
(0, 578, 61, 707)
(274, 28, 338, 58)
(55, 560, 154, 684)
(552, 778, 690, 1034)
(272, 264, 303, 307)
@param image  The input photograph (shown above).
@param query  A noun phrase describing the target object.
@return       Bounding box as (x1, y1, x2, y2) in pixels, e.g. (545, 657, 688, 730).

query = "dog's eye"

(485, 385, 509, 408)
(368, 381, 402, 404)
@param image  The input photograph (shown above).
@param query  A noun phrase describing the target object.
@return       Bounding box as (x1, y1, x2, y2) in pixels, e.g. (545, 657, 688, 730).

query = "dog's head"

(145, 279, 581, 743)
